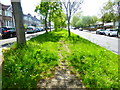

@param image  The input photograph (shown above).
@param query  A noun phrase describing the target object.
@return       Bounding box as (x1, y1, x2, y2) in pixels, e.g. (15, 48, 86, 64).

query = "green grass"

(65, 33, 119, 88)
(2, 32, 60, 88)
(2, 29, 119, 88)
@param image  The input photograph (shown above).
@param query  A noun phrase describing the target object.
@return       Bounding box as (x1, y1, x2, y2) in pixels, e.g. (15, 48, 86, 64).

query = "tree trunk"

(68, 17, 71, 36)
(45, 15, 48, 33)
(49, 20, 51, 32)
(11, 2, 26, 44)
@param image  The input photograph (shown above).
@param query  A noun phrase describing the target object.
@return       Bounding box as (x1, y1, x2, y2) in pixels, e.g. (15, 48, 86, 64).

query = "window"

(24, 16, 28, 20)
(0, 9, 2, 15)
(5, 10, 12, 16)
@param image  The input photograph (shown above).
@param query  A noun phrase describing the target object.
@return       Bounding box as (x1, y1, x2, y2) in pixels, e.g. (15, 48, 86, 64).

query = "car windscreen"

(101, 29, 105, 31)
(110, 29, 116, 31)
(27, 28, 33, 30)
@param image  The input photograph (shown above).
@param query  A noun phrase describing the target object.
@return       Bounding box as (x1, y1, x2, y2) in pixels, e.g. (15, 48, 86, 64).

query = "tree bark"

(68, 18, 71, 37)
(45, 14, 48, 33)
(11, 2, 26, 44)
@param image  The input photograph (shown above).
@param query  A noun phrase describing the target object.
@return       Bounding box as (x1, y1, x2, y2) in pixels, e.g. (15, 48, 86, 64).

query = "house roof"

(2, 4, 10, 10)
(24, 14, 40, 21)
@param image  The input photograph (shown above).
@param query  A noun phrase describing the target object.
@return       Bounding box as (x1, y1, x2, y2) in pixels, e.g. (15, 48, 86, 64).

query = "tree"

(71, 13, 81, 27)
(100, 0, 118, 24)
(11, 0, 26, 44)
(62, 0, 83, 36)
(35, 1, 50, 33)
(91, 16, 98, 25)
(48, 1, 64, 31)
(52, 11, 67, 30)
(75, 16, 98, 28)
(35, 1, 63, 32)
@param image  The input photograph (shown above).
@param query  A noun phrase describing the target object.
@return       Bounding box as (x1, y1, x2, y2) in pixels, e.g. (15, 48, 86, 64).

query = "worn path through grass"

(37, 40, 85, 88)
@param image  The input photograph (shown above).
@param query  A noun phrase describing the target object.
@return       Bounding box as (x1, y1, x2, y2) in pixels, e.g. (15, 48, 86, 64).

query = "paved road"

(71, 29, 119, 55)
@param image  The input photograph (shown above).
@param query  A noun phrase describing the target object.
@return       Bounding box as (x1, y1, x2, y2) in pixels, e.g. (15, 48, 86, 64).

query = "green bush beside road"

(2, 29, 119, 88)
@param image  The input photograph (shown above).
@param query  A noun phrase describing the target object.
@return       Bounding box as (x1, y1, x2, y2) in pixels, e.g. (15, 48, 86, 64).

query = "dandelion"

(14, 83, 16, 85)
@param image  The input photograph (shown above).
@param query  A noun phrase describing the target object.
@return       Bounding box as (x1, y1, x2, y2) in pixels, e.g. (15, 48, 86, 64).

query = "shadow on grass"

(30, 31, 64, 43)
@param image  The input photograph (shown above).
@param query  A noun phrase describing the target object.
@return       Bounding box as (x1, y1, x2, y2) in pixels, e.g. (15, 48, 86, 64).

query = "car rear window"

(2, 27, 15, 30)
(7, 28, 15, 30)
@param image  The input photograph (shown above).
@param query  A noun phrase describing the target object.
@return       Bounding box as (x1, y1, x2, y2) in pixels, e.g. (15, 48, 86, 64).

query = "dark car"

(0, 27, 16, 39)
(74, 27, 79, 30)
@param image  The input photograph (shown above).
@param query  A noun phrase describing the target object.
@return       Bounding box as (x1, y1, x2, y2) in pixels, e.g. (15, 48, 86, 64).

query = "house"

(23, 13, 40, 27)
(0, 3, 2, 27)
(0, 3, 41, 28)
(0, 3, 14, 28)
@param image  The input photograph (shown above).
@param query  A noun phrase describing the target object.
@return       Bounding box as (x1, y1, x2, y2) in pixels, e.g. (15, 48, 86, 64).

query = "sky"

(0, 0, 109, 18)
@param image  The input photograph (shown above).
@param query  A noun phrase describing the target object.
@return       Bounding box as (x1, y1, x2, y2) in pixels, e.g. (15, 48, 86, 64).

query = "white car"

(104, 29, 118, 36)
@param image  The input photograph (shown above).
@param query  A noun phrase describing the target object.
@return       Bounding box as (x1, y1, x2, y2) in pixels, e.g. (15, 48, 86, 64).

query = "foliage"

(24, 24, 27, 29)
(35, 1, 65, 32)
(71, 15, 98, 28)
(100, 0, 119, 23)
(52, 12, 67, 30)
(35, 1, 51, 32)
(48, 2, 67, 31)
(71, 14, 81, 27)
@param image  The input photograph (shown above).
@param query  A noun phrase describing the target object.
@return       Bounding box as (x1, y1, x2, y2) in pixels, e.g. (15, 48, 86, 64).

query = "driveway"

(71, 29, 119, 55)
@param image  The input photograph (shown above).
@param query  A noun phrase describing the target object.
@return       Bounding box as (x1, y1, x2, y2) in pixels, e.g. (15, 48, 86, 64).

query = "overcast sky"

(0, 0, 109, 18)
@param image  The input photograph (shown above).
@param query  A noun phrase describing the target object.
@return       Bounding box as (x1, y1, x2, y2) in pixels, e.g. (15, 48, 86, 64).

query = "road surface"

(71, 29, 119, 55)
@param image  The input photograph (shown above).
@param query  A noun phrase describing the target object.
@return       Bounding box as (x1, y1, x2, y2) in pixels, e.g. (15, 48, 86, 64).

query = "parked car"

(96, 29, 105, 35)
(41, 27, 44, 31)
(79, 28, 83, 31)
(35, 28, 41, 32)
(26, 26, 36, 33)
(104, 29, 118, 36)
(74, 27, 79, 30)
(0, 27, 16, 39)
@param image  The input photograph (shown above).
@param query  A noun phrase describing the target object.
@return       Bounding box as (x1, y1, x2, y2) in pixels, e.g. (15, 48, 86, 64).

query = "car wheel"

(10, 34, 13, 38)
(110, 33, 113, 37)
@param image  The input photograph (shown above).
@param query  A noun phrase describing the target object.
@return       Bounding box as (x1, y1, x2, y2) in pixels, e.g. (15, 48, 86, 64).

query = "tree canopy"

(100, 0, 119, 23)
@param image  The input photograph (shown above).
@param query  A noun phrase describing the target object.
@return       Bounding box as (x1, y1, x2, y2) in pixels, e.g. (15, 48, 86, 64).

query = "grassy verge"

(2, 32, 60, 88)
(2, 29, 119, 88)
(65, 32, 119, 88)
